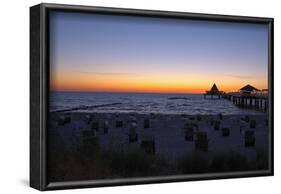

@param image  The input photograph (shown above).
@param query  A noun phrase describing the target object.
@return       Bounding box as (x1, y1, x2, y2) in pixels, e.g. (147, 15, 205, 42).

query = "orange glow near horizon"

(50, 68, 268, 94)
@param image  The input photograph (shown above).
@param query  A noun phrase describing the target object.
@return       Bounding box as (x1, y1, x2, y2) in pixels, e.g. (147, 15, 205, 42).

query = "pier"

(222, 94, 268, 112)
(204, 84, 268, 112)
(222, 84, 268, 112)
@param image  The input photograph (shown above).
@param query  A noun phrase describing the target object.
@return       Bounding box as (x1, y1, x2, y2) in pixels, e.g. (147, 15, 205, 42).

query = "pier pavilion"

(204, 83, 223, 99)
(239, 84, 259, 95)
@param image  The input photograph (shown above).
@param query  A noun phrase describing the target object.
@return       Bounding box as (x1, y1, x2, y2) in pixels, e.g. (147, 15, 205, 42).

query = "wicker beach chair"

(245, 130, 255, 147)
(195, 132, 208, 152)
(140, 135, 155, 154)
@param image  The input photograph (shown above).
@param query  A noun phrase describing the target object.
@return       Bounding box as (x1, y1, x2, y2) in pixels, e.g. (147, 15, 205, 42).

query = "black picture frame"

(30, 3, 274, 191)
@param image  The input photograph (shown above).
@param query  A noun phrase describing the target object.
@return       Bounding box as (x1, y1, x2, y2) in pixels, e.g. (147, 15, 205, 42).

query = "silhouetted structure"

(204, 83, 223, 99)
(239, 84, 259, 95)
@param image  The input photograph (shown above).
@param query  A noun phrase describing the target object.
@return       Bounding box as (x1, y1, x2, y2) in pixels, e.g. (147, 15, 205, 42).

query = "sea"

(49, 91, 264, 115)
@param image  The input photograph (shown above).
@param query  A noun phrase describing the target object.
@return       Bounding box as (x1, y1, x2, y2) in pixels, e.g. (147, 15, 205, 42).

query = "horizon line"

(50, 90, 205, 95)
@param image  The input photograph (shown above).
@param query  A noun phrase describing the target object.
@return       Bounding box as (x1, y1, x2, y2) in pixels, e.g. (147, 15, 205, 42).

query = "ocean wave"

(168, 97, 190, 100)
(51, 103, 122, 113)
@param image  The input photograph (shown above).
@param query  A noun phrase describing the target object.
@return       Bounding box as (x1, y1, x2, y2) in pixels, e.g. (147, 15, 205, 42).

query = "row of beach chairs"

(183, 116, 256, 152)
(84, 114, 155, 154)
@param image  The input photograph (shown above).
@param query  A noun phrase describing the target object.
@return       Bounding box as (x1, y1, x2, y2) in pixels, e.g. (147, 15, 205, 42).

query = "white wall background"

(0, 0, 279, 193)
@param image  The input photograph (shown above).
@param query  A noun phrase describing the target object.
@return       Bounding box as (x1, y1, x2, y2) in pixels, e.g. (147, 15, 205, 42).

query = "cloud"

(226, 74, 254, 79)
(76, 71, 138, 76)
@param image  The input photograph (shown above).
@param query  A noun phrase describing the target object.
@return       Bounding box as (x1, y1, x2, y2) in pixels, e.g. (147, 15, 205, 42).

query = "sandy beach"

(48, 111, 269, 181)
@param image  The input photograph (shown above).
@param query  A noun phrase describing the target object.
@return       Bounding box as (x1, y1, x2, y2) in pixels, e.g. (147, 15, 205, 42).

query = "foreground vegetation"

(47, 133, 268, 182)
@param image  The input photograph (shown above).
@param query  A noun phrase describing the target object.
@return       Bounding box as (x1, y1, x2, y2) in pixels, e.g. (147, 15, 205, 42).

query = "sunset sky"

(49, 11, 269, 94)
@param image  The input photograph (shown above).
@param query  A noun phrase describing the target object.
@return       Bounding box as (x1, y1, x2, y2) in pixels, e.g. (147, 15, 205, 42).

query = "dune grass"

(48, 135, 268, 182)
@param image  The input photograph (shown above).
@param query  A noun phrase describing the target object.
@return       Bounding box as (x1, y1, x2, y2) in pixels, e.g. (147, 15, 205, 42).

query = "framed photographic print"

(30, 3, 274, 191)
